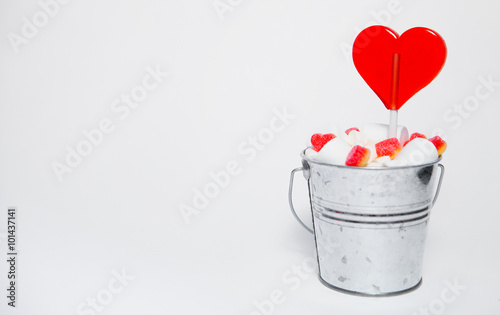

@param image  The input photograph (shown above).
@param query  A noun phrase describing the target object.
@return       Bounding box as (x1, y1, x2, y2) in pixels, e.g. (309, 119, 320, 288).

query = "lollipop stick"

(388, 53, 400, 138)
(388, 110, 398, 138)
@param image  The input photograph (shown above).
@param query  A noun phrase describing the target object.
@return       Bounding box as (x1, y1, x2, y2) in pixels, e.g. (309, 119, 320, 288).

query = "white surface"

(1, 0, 500, 314)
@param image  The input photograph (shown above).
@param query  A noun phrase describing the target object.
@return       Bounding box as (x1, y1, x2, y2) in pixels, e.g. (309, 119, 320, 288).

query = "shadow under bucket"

(288, 152, 445, 296)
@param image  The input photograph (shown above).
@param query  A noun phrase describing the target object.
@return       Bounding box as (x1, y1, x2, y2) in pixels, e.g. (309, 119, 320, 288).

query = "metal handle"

(431, 164, 445, 207)
(288, 167, 313, 234)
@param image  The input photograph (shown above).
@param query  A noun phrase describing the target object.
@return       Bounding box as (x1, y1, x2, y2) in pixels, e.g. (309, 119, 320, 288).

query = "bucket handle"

(431, 164, 445, 208)
(288, 167, 313, 234)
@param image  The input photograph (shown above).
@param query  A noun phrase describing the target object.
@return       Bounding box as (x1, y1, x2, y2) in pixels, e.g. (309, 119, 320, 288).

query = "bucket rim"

(301, 150, 442, 170)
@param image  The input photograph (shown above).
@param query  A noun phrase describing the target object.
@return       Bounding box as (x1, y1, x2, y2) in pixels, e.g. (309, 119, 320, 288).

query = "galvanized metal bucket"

(288, 152, 445, 296)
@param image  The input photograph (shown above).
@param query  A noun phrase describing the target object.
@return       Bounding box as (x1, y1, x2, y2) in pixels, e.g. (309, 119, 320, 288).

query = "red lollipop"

(352, 26, 447, 137)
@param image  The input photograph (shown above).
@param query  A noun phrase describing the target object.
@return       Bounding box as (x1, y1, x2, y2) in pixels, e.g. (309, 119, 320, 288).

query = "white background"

(1, 0, 500, 314)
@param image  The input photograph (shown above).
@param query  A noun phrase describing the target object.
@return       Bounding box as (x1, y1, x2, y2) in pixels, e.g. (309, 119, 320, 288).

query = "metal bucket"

(288, 152, 445, 296)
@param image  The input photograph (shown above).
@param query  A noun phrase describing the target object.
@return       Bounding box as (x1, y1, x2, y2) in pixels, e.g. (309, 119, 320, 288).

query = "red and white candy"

(428, 136, 447, 156)
(345, 145, 371, 167)
(311, 133, 336, 152)
(375, 138, 402, 160)
(306, 128, 447, 167)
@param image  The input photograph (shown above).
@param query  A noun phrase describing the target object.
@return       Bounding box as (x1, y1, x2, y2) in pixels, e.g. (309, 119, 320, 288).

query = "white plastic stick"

(388, 110, 398, 138)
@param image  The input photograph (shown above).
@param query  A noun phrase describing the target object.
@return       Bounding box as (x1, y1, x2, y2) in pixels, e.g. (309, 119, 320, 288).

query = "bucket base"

(318, 275, 423, 297)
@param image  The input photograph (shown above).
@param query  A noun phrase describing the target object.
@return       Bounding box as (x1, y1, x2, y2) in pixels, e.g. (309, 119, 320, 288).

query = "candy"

(305, 127, 447, 167)
(367, 144, 378, 163)
(403, 132, 427, 146)
(345, 127, 360, 135)
(399, 126, 410, 145)
(360, 123, 409, 146)
(375, 138, 402, 159)
(428, 136, 447, 156)
(393, 138, 438, 166)
(344, 130, 367, 147)
(367, 156, 392, 167)
(304, 147, 318, 159)
(311, 133, 336, 152)
(314, 137, 352, 165)
(345, 145, 371, 167)
(353, 26, 447, 111)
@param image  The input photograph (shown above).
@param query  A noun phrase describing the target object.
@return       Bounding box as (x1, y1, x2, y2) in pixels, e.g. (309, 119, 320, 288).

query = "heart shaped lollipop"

(353, 26, 447, 110)
(352, 25, 447, 137)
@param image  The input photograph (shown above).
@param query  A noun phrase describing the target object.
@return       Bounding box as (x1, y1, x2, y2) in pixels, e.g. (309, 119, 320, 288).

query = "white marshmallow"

(304, 147, 318, 159)
(313, 137, 352, 165)
(399, 127, 409, 145)
(367, 156, 392, 167)
(360, 123, 409, 146)
(366, 144, 378, 163)
(393, 138, 438, 166)
(344, 130, 368, 147)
